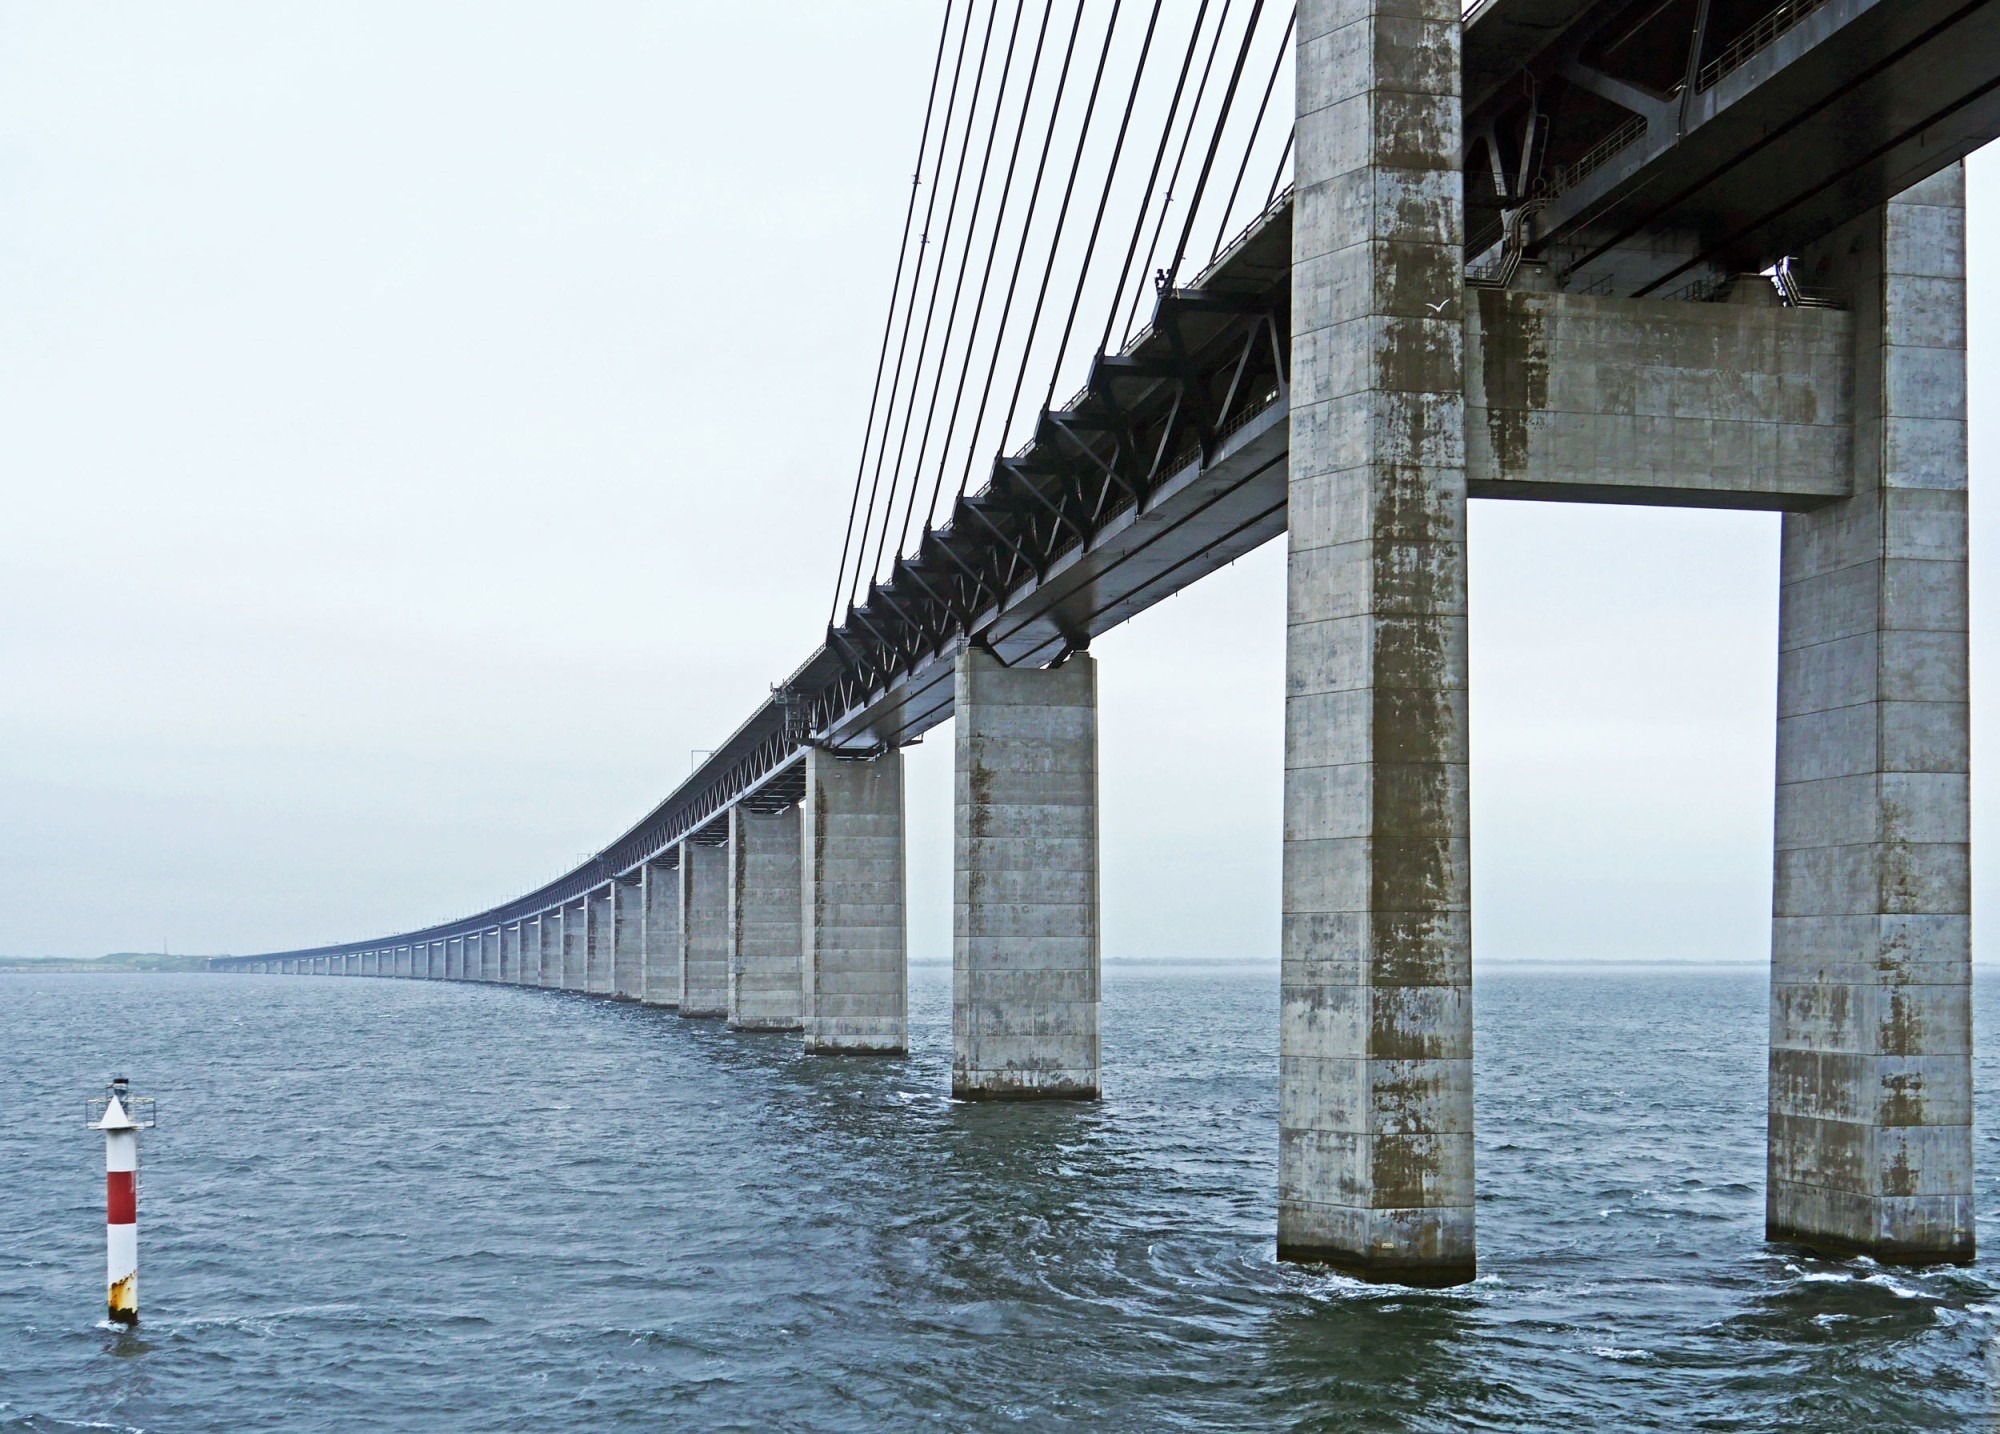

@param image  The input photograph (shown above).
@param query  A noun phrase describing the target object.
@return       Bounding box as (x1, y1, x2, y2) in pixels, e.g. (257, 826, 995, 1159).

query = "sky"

(0, 3, 1991, 964)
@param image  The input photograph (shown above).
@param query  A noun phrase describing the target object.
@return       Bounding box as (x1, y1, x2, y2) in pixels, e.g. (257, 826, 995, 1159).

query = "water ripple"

(0, 966, 1994, 1430)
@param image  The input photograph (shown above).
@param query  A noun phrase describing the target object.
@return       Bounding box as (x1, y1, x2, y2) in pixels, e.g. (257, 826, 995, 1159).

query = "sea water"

(1, 965, 1994, 1431)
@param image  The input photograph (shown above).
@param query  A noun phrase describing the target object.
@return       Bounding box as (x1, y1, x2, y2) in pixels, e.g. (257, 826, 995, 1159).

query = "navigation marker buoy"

(86, 1077, 156, 1325)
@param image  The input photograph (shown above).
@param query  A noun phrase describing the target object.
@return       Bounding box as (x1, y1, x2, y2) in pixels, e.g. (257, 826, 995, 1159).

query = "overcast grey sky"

(1, 3, 1992, 963)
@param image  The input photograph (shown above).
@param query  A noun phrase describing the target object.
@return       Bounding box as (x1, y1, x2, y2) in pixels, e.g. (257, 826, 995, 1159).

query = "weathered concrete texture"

(542, 913, 562, 987)
(429, 941, 446, 980)
(1770, 166, 1973, 1264)
(641, 858, 680, 1006)
(612, 878, 644, 999)
(586, 887, 614, 995)
(563, 900, 588, 990)
(1281, 0, 1476, 1285)
(728, 805, 805, 1031)
(1464, 288, 1855, 509)
(679, 842, 730, 1017)
(396, 945, 413, 978)
(500, 925, 519, 983)
(445, 936, 463, 981)
(803, 748, 908, 1054)
(953, 648, 1100, 1100)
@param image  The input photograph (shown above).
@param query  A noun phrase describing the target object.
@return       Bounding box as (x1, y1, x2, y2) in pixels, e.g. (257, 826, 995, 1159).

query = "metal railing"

(1699, 0, 1839, 90)
(1547, 113, 1648, 196)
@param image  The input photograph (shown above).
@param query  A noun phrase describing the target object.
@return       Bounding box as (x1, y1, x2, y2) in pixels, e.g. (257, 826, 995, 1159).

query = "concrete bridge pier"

(445, 936, 463, 981)
(641, 855, 680, 1006)
(538, 912, 560, 987)
(563, 897, 587, 990)
(613, 876, 644, 999)
(802, 748, 907, 1054)
(500, 924, 519, 983)
(1279, 0, 1475, 1284)
(424, 941, 441, 979)
(952, 647, 1100, 1100)
(679, 840, 729, 1016)
(728, 805, 804, 1031)
(1769, 168, 1974, 1264)
(586, 887, 614, 995)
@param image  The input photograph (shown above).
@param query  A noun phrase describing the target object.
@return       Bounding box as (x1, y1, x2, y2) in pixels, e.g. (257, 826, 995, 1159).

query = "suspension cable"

(1120, 0, 1233, 347)
(907, 0, 1062, 552)
(1264, 124, 1294, 209)
(828, 1, 956, 626)
(847, 0, 979, 613)
(1166, 0, 1266, 284)
(946, 1, 1096, 507)
(1040, 2, 1167, 417)
(891, 0, 1037, 566)
(863, 0, 1009, 596)
(1097, 0, 1213, 362)
(987, 2, 1129, 487)
(1209, 7, 1294, 258)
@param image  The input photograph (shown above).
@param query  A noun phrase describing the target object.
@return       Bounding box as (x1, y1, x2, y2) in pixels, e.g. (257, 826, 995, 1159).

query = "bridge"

(213, 0, 1989, 1286)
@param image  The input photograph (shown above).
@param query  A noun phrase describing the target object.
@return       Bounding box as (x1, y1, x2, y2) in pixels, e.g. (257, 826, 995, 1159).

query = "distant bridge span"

(218, 0, 1989, 1286)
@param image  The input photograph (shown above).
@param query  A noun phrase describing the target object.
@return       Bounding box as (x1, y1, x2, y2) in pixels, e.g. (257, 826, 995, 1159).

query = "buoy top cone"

(96, 1093, 137, 1132)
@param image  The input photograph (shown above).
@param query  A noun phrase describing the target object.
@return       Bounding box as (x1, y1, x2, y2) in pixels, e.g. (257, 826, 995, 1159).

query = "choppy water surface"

(2, 965, 1995, 1431)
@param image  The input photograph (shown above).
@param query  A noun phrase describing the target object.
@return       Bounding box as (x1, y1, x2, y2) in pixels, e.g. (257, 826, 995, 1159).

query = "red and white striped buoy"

(90, 1078, 151, 1325)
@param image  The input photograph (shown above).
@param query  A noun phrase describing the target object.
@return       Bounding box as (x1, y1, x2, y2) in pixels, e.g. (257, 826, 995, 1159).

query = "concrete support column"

(803, 748, 908, 1054)
(952, 648, 1100, 1100)
(586, 887, 614, 995)
(1770, 167, 1973, 1264)
(500, 925, 518, 983)
(445, 936, 463, 981)
(642, 857, 681, 1007)
(540, 912, 562, 987)
(481, 929, 498, 981)
(396, 945, 412, 978)
(1279, 0, 1474, 1284)
(679, 842, 729, 1016)
(728, 805, 804, 1031)
(429, 941, 445, 979)
(613, 877, 645, 999)
(563, 900, 587, 990)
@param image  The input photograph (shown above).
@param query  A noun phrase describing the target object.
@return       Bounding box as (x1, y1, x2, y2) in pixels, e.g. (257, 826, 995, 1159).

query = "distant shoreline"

(0, 953, 215, 974)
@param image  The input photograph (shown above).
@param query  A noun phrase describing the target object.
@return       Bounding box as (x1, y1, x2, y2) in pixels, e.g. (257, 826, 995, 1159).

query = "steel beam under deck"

(1462, 0, 2000, 291)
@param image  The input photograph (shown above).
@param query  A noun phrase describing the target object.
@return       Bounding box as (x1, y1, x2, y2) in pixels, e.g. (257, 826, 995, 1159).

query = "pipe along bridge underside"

(218, 0, 1991, 1287)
